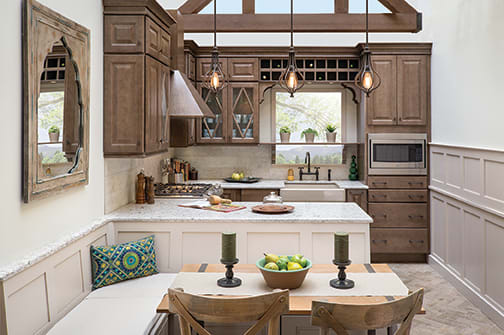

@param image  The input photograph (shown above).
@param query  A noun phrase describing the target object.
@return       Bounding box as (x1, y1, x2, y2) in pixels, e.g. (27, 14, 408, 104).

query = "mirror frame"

(23, 0, 90, 203)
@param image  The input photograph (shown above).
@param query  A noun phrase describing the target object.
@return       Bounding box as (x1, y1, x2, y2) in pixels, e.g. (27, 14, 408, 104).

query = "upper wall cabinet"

(197, 58, 258, 82)
(23, 0, 90, 202)
(103, 1, 175, 156)
(196, 83, 259, 144)
(367, 55, 428, 127)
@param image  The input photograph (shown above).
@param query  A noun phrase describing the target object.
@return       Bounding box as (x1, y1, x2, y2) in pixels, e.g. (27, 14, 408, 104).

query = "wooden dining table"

(157, 263, 423, 316)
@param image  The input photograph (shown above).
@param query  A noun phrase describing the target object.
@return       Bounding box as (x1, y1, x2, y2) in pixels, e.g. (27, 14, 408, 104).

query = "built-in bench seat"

(47, 273, 177, 335)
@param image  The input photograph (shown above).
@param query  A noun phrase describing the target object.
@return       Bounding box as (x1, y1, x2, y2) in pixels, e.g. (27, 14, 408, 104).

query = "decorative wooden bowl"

(251, 204, 294, 214)
(256, 257, 312, 289)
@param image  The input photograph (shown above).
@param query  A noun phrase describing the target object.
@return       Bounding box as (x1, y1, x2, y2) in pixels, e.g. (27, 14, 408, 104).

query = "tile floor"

(390, 263, 504, 335)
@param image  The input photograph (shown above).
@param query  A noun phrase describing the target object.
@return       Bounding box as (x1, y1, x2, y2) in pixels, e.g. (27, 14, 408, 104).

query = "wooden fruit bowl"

(256, 257, 312, 289)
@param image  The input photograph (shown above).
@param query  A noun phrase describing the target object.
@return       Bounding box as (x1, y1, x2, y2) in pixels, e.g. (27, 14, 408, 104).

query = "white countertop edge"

(190, 179, 368, 190)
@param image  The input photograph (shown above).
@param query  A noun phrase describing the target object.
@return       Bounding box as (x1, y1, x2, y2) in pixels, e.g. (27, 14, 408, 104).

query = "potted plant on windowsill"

(48, 125, 60, 143)
(301, 128, 318, 143)
(279, 126, 292, 143)
(326, 124, 337, 143)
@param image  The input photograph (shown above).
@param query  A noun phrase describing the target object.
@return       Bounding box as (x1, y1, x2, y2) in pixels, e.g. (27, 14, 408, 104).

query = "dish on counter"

(252, 204, 294, 214)
(223, 177, 262, 183)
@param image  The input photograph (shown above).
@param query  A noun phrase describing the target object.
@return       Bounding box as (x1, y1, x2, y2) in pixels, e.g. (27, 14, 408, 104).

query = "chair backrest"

(168, 288, 289, 335)
(311, 288, 424, 335)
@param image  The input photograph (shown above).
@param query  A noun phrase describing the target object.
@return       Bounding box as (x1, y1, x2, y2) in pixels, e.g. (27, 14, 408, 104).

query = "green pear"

(264, 253, 280, 264)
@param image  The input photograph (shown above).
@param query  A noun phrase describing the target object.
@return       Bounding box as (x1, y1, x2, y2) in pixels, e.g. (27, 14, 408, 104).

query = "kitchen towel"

(169, 272, 408, 297)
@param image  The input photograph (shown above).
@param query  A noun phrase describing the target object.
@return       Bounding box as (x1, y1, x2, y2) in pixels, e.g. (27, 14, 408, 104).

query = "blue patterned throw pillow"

(91, 235, 159, 290)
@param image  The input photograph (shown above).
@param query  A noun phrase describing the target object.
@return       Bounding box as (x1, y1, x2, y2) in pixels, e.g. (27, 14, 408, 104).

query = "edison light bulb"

(211, 72, 220, 89)
(287, 71, 298, 90)
(362, 71, 373, 90)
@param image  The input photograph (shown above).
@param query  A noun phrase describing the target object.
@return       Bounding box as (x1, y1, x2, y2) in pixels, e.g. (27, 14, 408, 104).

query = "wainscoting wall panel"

(0, 226, 110, 335)
(429, 143, 504, 330)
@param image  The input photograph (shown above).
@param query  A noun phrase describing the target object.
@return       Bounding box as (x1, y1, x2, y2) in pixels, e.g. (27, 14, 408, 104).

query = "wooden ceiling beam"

(378, 0, 417, 13)
(334, 0, 349, 13)
(243, 0, 254, 14)
(182, 13, 422, 33)
(178, 0, 212, 14)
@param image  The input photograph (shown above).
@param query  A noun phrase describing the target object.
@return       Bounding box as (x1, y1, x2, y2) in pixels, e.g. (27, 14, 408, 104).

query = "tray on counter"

(223, 177, 262, 184)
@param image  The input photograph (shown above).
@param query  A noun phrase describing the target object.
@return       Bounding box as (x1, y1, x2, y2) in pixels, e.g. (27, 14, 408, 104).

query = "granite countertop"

(189, 179, 368, 190)
(0, 200, 371, 281)
(106, 199, 373, 224)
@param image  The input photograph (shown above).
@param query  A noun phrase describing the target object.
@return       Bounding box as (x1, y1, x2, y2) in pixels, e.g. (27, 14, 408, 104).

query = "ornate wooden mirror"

(23, 0, 90, 202)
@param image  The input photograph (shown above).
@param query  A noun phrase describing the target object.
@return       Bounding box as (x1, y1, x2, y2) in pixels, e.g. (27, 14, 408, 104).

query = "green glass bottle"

(349, 155, 358, 181)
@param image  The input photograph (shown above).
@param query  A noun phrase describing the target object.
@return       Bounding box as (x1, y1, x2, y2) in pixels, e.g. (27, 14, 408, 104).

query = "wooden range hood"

(169, 70, 215, 118)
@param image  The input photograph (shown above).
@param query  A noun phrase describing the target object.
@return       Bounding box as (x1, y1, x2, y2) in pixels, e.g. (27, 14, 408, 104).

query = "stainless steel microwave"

(368, 133, 427, 175)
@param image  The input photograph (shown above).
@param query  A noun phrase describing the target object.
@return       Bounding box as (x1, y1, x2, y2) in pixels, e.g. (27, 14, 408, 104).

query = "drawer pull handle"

(372, 239, 388, 243)
(372, 182, 388, 185)
(408, 195, 424, 199)
(408, 215, 424, 219)
(409, 240, 425, 244)
(372, 194, 387, 198)
(371, 214, 387, 219)
(408, 182, 424, 186)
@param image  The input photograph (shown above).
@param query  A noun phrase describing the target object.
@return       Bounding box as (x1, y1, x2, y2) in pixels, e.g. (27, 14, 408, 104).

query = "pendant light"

(354, 0, 381, 97)
(278, 0, 305, 97)
(204, 0, 227, 93)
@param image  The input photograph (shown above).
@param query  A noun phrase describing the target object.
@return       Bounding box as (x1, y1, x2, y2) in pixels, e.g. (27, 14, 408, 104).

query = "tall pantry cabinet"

(103, 1, 175, 156)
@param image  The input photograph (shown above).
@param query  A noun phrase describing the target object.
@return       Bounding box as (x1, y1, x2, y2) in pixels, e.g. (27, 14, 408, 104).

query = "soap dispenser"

(287, 168, 295, 181)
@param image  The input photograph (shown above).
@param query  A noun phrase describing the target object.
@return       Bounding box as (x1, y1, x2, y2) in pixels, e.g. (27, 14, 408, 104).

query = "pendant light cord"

(365, 0, 369, 47)
(213, 0, 217, 49)
(290, 0, 294, 48)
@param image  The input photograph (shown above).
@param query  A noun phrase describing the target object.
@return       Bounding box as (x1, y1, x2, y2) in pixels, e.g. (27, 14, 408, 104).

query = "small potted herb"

(326, 124, 337, 143)
(48, 125, 60, 142)
(301, 128, 318, 143)
(279, 126, 292, 143)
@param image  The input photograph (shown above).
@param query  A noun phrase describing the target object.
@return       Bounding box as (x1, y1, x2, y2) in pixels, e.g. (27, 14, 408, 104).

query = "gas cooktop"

(154, 183, 213, 198)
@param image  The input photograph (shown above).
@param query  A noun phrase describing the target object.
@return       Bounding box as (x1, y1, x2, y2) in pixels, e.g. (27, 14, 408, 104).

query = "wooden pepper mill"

(136, 170, 146, 204)
(146, 176, 155, 204)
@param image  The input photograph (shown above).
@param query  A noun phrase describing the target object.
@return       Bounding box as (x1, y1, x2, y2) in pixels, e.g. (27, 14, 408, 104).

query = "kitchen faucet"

(298, 152, 320, 181)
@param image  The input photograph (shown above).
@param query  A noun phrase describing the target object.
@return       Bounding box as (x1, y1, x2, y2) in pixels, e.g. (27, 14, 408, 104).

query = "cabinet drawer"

(371, 229, 429, 254)
(368, 176, 428, 189)
(222, 189, 241, 202)
(369, 203, 427, 228)
(369, 190, 427, 203)
(197, 57, 228, 81)
(228, 58, 258, 81)
(146, 17, 161, 59)
(158, 29, 171, 66)
(104, 15, 144, 53)
(241, 189, 279, 202)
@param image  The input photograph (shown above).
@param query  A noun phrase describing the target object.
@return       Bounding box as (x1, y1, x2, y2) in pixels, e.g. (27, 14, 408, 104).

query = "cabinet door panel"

(104, 15, 144, 53)
(160, 64, 171, 150)
(371, 228, 429, 254)
(197, 57, 228, 82)
(159, 29, 171, 66)
(145, 56, 160, 153)
(228, 58, 258, 81)
(397, 55, 427, 126)
(229, 83, 259, 143)
(104, 55, 144, 154)
(368, 176, 428, 189)
(197, 85, 228, 143)
(346, 189, 368, 211)
(145, 17, 161, 59)
(367, 55, 397, 126)
(369, 190, 428, 203)
(369, 203, 428, 228)
(170, 118, 194, 147)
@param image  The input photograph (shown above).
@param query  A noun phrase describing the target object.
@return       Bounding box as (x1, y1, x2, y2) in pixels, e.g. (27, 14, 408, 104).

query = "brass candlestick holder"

(330, 259, 354, 289)
(217, 258, 242, 288)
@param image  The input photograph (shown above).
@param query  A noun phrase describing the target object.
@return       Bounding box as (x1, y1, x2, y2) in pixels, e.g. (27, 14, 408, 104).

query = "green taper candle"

(221, 232, 236, 262)
(334, 232, 349, 263)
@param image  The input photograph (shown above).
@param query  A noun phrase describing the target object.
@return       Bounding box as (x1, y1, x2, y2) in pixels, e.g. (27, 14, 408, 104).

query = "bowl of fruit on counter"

(256, 253, 312, 289)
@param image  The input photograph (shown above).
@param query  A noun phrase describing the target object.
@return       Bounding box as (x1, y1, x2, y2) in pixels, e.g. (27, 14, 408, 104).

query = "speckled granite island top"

(105, 199, 372, 224)
(189, 179, 368, 190)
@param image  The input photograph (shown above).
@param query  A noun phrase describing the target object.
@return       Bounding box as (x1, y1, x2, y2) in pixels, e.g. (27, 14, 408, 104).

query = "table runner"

(169, 272, 408, 297)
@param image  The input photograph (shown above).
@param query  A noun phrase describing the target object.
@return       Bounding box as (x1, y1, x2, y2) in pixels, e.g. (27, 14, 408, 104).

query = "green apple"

(232, 173, 241, 181)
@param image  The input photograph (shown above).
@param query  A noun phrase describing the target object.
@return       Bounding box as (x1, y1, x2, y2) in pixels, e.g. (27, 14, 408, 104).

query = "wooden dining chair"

(311, 288, 424, 335)
(168, 288, 289, 335)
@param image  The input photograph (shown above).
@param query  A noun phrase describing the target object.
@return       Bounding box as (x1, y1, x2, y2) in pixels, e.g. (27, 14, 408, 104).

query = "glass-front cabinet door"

(197, 85, 228, 143)
(228, 83, 259, 143)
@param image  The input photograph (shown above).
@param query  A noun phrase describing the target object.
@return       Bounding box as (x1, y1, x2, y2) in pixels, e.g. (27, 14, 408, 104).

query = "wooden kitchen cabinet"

(197, 57, 228, 82)
(367, 55, 428, 127)
(228, 58, 259, 81)
(197, 82, 260, 144)
(367, 55, 397, 126)
(103, 2, 174, 156)
(346, 189, 368, 211)
(241, 189, 279, 202)
(221, 189, 242, 202)
(170, 118, 195, 147)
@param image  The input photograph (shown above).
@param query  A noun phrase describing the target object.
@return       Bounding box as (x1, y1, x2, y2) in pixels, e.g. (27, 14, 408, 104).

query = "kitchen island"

(106, 199, 372, 272)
